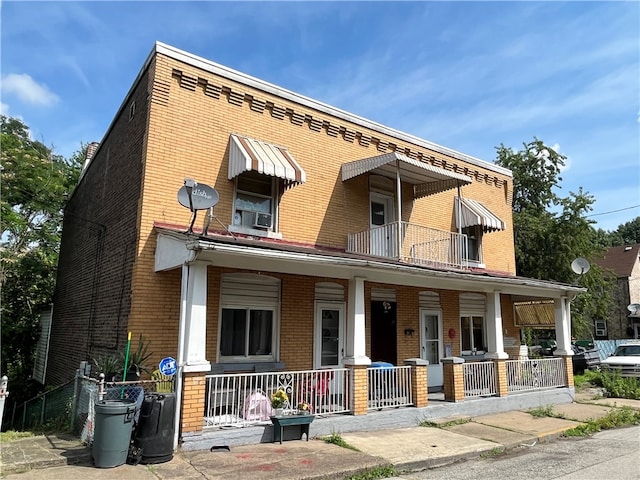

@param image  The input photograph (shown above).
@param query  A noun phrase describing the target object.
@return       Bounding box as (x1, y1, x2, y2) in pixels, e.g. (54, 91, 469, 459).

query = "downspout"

(173, 247, 200, 450)
(396, 159, 402, 261)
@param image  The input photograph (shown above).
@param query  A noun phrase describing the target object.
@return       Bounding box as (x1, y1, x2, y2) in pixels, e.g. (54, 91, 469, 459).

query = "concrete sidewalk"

(2, 395, 638, 480)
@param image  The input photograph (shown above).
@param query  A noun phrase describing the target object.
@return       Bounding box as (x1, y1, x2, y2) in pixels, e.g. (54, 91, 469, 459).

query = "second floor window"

(463, 226, 481, 263)
(233, 171, 274, 230)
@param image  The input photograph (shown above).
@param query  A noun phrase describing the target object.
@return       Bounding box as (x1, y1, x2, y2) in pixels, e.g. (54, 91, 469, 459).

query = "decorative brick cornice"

(170, 68, 509, 191)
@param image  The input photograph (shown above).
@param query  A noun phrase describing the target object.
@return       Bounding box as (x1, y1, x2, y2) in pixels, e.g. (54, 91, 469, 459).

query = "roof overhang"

(456, 197, 506, 232)
(228, 134, 306, 189)
(341, 152, 473, 198)
(154, 226, 585, 300)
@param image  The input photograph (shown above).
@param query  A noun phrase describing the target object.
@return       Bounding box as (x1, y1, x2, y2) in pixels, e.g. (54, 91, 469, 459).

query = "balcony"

(347, 221, 469, 270)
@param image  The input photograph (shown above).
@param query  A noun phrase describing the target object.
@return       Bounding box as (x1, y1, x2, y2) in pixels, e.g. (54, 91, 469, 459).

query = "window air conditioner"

(254, 212, 272, 229)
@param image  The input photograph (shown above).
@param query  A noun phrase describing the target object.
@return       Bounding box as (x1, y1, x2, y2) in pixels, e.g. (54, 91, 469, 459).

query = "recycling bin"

(133, 392, 176, 464)
(92, 399, 137, 468)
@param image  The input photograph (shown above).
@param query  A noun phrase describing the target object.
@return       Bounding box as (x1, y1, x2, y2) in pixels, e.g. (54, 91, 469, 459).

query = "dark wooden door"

(370, 300, 397, 364)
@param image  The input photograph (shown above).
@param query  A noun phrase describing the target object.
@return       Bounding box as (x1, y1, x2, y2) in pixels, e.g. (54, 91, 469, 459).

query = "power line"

(586, 204, 640, 217)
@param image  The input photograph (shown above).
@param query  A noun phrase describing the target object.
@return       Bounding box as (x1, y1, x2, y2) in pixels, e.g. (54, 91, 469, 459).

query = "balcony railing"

(347, 221, 469, 269)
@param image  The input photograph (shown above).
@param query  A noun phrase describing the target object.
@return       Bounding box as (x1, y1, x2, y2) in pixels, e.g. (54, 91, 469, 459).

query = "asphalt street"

(401, 425, 640, 480)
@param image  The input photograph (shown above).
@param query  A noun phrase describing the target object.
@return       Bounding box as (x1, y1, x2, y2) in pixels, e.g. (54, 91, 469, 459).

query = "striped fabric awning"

(513, 300, 555, 328)
(341, 152, 472, 198)
(228, 134, 306, 188)
(456, 197, 506, 232)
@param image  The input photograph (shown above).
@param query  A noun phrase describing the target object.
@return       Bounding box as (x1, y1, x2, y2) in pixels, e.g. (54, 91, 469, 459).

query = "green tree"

(611, 217, 640, 246)
(495, 138, 614, 337)
(1, 115, 83, 409)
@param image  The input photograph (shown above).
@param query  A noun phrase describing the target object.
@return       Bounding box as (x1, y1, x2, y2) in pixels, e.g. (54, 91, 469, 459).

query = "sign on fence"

(159, 357, 177, 376)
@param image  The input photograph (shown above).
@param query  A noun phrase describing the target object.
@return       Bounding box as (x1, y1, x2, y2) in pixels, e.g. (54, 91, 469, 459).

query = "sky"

(1, 1, 639, 232)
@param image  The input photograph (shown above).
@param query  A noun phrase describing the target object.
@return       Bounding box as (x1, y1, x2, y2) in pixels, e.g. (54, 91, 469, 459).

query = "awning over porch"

(228, 134, 306, 188)
(456, 197, 506, 232)
(513, 300, 555, 328)
(341, 152, 472, 198)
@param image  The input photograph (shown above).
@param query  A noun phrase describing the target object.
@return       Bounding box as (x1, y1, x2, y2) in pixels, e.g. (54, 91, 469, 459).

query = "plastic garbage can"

(133, 392, 176, 464)
(92, 399, 137, 468)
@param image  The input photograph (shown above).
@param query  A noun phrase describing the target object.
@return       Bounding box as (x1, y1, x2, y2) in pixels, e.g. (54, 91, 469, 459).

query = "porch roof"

(341, 152, 472, 198)
(154, 225, 585, 300)
(228, 134, 306, 188)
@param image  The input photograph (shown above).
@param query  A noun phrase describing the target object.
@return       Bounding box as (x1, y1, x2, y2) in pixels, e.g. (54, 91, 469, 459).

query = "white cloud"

(1, 73, 58, 106)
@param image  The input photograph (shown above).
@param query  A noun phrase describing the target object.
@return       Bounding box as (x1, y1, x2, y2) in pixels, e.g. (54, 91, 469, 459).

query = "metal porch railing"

(204, 368, 350, 428)
(347, 221, 469, 269)
(463, 361, 497, 398)
(367, 365, 413, 410)
(506, 358, 567, 393)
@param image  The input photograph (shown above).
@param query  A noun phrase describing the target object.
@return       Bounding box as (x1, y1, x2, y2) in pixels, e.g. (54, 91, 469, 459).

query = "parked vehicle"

(600, 341, 640, 378)
(531, 340, 600, 375)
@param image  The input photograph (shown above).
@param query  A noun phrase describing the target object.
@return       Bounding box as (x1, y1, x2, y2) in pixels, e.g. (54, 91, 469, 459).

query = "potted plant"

(270, 389, 288, 416)
(92, 354, 121, 382)
(297, 402, 311, 415)
(120, 334, 153, 380)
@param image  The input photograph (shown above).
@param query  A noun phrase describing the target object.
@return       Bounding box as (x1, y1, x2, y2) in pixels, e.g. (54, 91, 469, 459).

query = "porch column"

(493, 359, 508, 397)
(485, 291, 508, 360)
(442, 357, 465, 402)
(405, 358, 428, 407)
(181, 372, 207, 433)
(344, 276, 370, 365)
(344, 277, 370, 416)
(553, 297, 573, 356)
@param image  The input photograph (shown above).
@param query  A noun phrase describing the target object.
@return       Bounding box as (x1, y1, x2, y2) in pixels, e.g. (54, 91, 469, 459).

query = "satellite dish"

(177, 182, 219, 211)
(627, 304, 640, 313)
(570, 257, 591, 275)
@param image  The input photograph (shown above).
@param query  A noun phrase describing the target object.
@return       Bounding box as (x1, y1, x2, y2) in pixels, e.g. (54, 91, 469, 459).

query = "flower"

(271, 389, 288, 408)
(297, 402, 310, 411)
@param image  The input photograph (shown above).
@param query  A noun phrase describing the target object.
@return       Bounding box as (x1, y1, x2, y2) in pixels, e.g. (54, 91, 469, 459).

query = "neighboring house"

(593, 244, 640, 339)
(46, 42, 583, 447)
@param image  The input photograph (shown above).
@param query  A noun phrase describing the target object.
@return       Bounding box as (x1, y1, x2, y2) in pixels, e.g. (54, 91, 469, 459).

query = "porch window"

(462, 226, 481, 263)
(233, 171, 274, 230)
(461, 315, 486, 353)
(220, 308, 274, 359)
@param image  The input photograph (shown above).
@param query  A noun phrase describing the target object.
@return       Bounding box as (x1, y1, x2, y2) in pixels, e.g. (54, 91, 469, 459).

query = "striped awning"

(228, 134, 306, 188)
(513, 300, 555, 328)
(341, 152, 472, 198)
(456, 197, 506, 232)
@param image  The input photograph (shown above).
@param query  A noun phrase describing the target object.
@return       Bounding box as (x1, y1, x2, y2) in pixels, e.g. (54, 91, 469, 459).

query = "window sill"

(228, 225, 282, 240)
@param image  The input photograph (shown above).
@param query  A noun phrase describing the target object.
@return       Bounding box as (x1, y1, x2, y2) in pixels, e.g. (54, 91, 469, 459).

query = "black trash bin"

(133, 392, 176, 464)
(92, 399, 137, 468)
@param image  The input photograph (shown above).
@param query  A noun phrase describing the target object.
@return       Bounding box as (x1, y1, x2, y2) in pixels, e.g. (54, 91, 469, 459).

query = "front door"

(370, 193, 395, 257)
(420, 310, 443, 389)
(314, 302, 345, 410)
(370, 300, 397, 364)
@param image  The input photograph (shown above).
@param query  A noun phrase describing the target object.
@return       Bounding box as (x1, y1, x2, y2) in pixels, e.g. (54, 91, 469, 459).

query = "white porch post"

(485, 291, 508, 359)
(182, 261, 211, 371)
(344, 276, 370, 365)
(554, 297, 573, 356)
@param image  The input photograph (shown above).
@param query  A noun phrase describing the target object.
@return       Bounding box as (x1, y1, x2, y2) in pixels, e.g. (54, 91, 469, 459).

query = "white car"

(600, 341, 640, 378)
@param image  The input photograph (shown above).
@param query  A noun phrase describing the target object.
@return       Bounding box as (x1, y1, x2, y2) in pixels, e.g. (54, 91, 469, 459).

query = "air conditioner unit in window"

(254, 212, 272, 229)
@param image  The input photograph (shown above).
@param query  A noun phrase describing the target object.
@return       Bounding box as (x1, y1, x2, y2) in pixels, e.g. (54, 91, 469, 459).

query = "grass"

(0, 430, 36, 443)
(563, 406, 640, 437)
(419, 417, 471, 428)
(527, 405, 566, 419)
(574, 371, 640, 400)
(342, 465, 398, 480)
(323, 433, 359, 451)
(480, 447, 506, 458)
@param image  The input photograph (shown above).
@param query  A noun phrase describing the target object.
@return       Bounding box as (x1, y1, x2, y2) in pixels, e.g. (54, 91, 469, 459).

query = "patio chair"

(151, 369, 174, 393)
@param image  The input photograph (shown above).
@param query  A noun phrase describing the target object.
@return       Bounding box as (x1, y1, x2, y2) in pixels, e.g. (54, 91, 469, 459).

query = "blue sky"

(2, 1, 639, 232)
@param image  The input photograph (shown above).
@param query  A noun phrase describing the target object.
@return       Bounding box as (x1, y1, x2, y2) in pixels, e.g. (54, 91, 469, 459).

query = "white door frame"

(370, 192, 395, 257)
(420, 308, 443, 389)
(314, 301, 345, 369)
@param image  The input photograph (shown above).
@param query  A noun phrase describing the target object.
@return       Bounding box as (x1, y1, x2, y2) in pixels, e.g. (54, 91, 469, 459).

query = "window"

(233, 171, 275, 230)
(594, 319, 607, 337)
(462, 226, 481, 263)
(461, 315, 485, 352)
(220, 308, 274, 359)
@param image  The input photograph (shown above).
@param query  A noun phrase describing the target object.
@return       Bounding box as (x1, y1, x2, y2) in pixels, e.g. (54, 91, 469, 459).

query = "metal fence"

(506, 358, 566, 393)
(204, 368, 350, 428)
(367, 365, 412, 410)
(463, 361, 497, 398)
(6, 379, 76, 432)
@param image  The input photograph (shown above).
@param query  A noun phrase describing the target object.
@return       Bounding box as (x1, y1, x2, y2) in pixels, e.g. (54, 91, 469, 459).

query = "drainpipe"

(396, 159, 402, 261)
(173, 248, 200, 450)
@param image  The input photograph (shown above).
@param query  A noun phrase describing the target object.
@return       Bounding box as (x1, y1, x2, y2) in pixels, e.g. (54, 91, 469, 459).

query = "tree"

(1, 115, 83, 408)
(495, 138, 614, 337)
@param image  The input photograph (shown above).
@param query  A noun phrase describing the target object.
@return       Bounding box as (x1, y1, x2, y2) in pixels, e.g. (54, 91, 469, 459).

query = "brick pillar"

(442, 357, 465, 402)
(348, 364, 369, 415)
(181, 372, 207, 433)
(493, 359, 508, 397)
(404, 358, 428, 408)
(559, 355, 574, 388)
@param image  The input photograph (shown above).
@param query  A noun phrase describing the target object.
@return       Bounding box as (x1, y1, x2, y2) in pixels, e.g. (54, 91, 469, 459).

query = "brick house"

(47, 42, 583, 447)
(593, 244, 640, 339)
